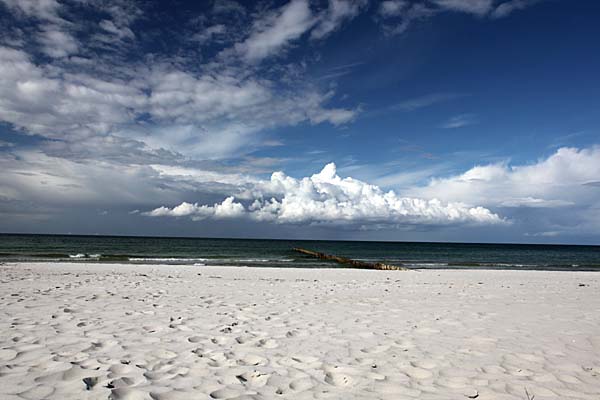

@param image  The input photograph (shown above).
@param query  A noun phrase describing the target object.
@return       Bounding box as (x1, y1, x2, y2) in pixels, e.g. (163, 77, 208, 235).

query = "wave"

(0, 252, 599, 270)
(404, 262, 449, 267)
(234, 258, 294, 263)
(128, 257, 209, 262)
(69, 253, 101, 259)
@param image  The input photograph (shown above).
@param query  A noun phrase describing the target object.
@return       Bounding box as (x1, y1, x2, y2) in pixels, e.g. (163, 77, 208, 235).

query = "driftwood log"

(292, 248, 408, 271)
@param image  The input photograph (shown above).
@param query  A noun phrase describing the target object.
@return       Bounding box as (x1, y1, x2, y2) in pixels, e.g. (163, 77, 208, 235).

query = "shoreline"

(3, 260, 600, 272)
(1, 262, 599, 399)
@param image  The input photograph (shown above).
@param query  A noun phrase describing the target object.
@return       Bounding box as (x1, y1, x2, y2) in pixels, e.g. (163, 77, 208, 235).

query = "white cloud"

(99, 19, 135, 40)
(378, 1, 408, 18)
(0, 0, 62, 22)
(191, 24, 226, 44)
(145, 197, 245, 220)
(440, 113, 477, 129)
(235, 0, 316, 62)
(432, 0, 494, 16)
(37, 25, 79, 58)
(0, 0, 81, 58)
(499, 197, 574, 208)
(378, 2, 437, 35)
(410, 146, 600, 215)
(0, 149, 179, 207)
(0, 46, 146, 138)
(378, 0, 544, 35)
(146, 162, 504, 227)
(393, 92, 466, 111)
(150, 164, 260, 187)
(311, 0, 368, 40)
(524, 231, 560, 237)
(492, 0, 542, 19)
(0, 146, 270, 213)
(0, 0, 357, 164)
(0, 45, 356, 158)
(308, 106, 357, 125)
(213, 0, 246, 16)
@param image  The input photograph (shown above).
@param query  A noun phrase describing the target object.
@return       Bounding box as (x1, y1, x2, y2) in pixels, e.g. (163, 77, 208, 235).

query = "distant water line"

(0, 234, 599, 271)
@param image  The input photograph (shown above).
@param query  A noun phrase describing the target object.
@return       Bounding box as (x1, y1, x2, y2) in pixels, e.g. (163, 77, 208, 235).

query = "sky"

(0, 0, 599, 244)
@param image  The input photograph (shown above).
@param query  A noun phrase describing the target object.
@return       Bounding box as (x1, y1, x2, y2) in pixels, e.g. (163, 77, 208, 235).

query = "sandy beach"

(0, 262, 599, 400)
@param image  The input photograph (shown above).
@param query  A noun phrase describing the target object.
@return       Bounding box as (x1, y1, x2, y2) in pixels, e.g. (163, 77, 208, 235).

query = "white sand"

(0, 262, 599, 400)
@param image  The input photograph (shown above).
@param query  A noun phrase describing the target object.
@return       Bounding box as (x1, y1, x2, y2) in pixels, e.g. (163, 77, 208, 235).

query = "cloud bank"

(409, 146, 600, 237)
(146, 163, 504, 227)
(0, 0, 358, 163)
(143, 146, 600, 238)
(412, 147, 600, 208)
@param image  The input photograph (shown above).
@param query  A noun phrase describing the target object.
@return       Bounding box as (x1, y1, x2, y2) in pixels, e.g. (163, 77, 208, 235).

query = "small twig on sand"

(524, 388, 535, 400)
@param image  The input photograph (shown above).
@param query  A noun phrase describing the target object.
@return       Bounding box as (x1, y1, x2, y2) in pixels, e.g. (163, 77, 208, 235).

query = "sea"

(1, 234, 599, 271)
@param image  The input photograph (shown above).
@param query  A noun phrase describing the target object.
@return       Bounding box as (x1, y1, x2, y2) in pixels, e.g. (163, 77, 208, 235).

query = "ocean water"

(0, 234, 599, 271)
(0, 234, 600, 271)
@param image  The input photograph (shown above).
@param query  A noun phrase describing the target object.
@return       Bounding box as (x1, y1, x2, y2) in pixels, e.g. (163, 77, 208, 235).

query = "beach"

(1, 262, 599, 400)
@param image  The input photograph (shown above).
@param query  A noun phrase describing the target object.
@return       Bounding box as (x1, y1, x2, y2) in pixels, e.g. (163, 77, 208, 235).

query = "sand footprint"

(236, 370, 271, 387)
(188, 335, 203, 343)
(150, 390, 196, 400)
(324, 371, 354, 386)
(209, 386, 247, 399)
(110, 387, 148, 400)
(151, 349, 178, 360)
(411, 360, 437, 370)
(256, 338, 278, 349)
(109, 376, 136, 388)
(360, 344, 390, 354)
(402, 366, 433, 380)
(289, 377, 314, 392)
(238, 354, 267, 367)
(436, 376, 469, 389)
(0, 349, 17, 362)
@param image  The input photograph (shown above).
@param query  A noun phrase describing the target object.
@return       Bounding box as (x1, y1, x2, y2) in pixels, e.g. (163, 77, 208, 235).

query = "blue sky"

(0, 0, 599, 243)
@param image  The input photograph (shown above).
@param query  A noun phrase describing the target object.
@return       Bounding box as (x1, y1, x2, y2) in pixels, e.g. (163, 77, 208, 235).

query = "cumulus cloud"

(146, 163, 504, 227)
(413, 147, 600, 206)
(143, 147, 600, 235)
(409, 146, 600, 236)
(145, 197, 245, 220)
